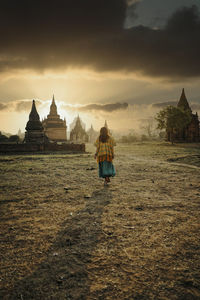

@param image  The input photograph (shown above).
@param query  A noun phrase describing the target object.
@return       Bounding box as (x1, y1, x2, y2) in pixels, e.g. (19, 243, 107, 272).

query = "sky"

(0, 0, 200, 135)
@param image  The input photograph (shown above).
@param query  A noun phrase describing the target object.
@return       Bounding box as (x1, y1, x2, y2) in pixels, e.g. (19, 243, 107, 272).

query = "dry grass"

(0, 142, 200, 299)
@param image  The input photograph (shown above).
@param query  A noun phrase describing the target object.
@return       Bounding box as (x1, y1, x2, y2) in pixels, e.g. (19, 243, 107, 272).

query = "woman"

(94, 127, 116, 185)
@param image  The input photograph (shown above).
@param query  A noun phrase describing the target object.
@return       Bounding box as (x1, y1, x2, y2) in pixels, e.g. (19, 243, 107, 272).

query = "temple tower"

(70, 115, 88, 142)
(25, 100, 47, 143)
(42, 95, 67, 141)
(177, 88, 192, 112)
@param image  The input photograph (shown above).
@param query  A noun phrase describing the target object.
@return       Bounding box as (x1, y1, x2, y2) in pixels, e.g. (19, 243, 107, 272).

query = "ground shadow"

(4, 187, 112, 300)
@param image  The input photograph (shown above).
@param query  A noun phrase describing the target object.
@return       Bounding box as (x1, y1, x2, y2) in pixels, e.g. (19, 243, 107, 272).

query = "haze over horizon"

(0, 0, 200, 134)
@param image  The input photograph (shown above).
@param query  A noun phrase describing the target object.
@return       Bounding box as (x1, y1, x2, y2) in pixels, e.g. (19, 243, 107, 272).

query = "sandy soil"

(0, 142, 200, 299)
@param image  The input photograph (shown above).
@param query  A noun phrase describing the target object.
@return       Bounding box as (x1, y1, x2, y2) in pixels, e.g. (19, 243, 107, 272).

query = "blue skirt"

(98, 161, 116, 178)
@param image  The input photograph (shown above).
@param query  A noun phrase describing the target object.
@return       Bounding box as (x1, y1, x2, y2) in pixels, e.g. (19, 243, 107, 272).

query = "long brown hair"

(99, 127, 109, 143)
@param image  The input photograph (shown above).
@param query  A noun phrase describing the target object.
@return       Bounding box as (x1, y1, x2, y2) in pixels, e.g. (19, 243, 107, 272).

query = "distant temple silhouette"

(87, 124, 98, 143)
(42, 95, 67, 141)
(0, 94, 115, 152)
(0, 99, 85, 152)
(166, 89, 200, 142)
(70, 115, 89, 143)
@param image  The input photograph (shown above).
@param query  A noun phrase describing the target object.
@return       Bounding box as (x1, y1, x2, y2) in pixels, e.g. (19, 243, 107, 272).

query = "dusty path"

(0, 142, 200, 299)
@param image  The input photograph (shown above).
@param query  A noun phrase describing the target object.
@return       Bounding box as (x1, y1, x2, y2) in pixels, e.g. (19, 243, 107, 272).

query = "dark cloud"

(152, 101, 177, 108)
(0, 100, 43, 112)
(79, 102, 128, 112)
(15, 100, 43, 112)
(62, 102, 128, 113)
(152, 101, 200, 113)
(0, 103, 8, 110)
(0, 2, 200, 78)
(125, 1, 139, 27)
(15, 101, 32, 112)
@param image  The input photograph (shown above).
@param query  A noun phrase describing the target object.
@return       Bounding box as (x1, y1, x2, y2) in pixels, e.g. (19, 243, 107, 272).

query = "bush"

(120, 134, 139, 143)
(140, 134, 149, 141)
(0, 134, 9, 143)
(8, 135, 20, 143)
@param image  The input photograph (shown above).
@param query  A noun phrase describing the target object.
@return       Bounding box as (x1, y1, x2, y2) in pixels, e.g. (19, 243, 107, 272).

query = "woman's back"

(94, 126, 116, 185)
(94, 136, 115, 162)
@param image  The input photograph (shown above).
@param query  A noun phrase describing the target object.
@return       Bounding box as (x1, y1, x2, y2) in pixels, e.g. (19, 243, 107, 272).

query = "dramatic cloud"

(1, 98, 128, 115)
(62, 102, 129, 114)
(0, 2, 200, 78)
(78, 102, 128, 112)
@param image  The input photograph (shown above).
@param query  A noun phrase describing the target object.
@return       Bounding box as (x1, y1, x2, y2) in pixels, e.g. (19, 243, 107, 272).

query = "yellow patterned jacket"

(94, 136, 116, 163)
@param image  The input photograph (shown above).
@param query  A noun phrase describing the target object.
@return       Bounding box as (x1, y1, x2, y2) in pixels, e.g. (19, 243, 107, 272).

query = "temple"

(167, 89, 200, 142)
(42, 95, 67, 141)
(24, 100, 48, 144)
(70, 115, 89, 142)
(0, 99, 86, 152)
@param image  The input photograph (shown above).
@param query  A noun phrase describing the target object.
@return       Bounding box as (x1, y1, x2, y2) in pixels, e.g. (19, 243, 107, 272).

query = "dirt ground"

(0, 142, 200, 300)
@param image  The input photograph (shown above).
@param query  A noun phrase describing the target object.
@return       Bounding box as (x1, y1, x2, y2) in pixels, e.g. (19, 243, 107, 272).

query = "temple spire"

(42, 95, 67, 141)
(49, 94, 59, 116)
(76, 115, 81, 126)
(29, 100, 40, 121)
(177, 88, 191, 112)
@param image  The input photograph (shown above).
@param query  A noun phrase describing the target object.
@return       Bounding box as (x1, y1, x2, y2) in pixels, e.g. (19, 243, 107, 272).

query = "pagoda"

(25, 100, 48, 144)
(42, 95, 67, 141)
(70, 115, 88, 142)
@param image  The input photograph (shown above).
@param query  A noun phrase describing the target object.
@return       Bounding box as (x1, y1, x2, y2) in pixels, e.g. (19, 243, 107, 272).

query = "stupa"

(25, 100, 48, 144)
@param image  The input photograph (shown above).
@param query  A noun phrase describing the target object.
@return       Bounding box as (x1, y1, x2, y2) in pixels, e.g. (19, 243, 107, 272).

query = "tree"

(155, 106, 192, 144)
(140, 117, 159, 139)
(8, 135, 20, 143)
(0, 133, 9, 143)
(120, 133, 138, 143)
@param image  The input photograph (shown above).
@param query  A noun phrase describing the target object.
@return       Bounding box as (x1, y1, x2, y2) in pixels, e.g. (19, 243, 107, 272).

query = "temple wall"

(70, 132, 89, 143)
(45, 128, 67, 141)
(0, 143, 85, 153)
